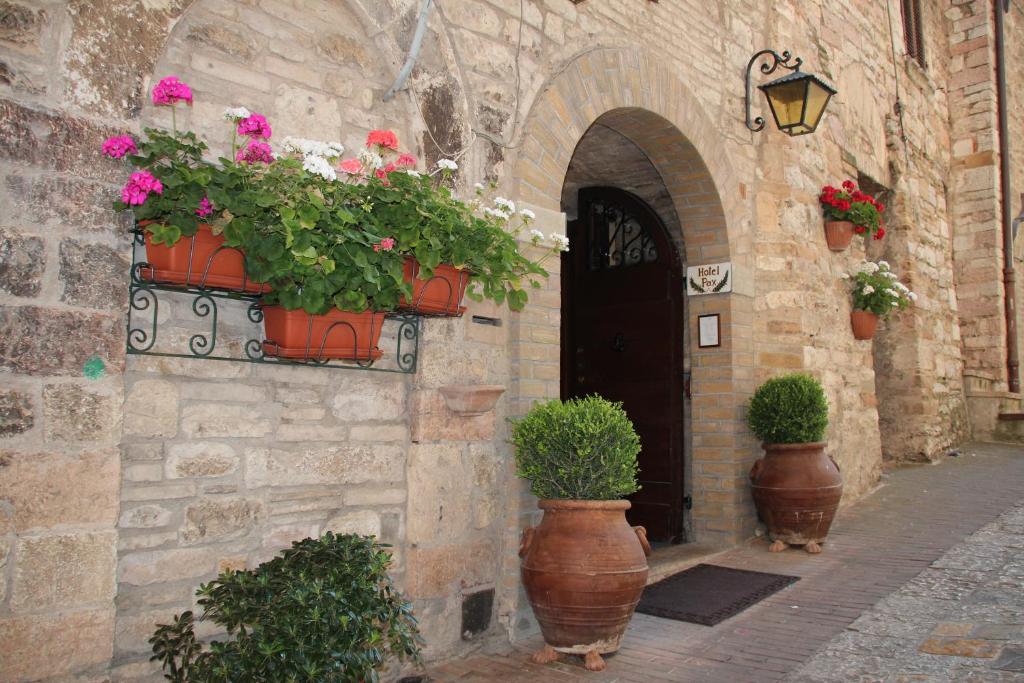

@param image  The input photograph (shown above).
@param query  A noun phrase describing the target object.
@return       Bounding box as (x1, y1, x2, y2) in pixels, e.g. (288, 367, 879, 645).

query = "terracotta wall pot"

(399, 258, 468, 316)
(850, 309, 878, 340)
(140, 223, 269, 294)
(823, 220, 854, 252)
(261, 306, 385, 361)
(520, 499, 649, 656)
(749, 442, 842, 545)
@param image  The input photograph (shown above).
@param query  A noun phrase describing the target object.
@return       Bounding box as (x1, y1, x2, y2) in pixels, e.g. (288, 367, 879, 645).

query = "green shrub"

(746, 373, 829, 444)
(510, 395, 641, 500)
(149, 532, 421, 682)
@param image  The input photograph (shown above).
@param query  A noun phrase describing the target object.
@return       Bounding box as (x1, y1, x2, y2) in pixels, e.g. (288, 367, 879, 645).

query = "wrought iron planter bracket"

(126, 229, 421, 374)
(745, 48, 803, 132)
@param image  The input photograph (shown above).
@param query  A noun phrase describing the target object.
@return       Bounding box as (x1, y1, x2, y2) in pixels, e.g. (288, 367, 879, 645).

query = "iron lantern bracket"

(745, 48, 803, 132)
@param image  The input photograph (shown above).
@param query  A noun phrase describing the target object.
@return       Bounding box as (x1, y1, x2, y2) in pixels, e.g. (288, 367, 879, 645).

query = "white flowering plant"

(845, 260, 916, 317)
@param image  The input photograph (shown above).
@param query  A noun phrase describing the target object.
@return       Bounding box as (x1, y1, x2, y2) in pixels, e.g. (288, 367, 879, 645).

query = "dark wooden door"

(561, 187, 686, 543)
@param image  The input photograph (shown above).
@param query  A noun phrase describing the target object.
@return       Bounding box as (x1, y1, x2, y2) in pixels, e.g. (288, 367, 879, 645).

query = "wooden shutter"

(901, 0, 926, 67)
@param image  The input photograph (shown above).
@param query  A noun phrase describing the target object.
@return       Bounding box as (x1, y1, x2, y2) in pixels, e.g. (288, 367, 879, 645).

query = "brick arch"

(512, 47, 757, 545)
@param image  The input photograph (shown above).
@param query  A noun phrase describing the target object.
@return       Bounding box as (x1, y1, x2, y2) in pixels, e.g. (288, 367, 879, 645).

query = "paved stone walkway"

(427, 443, 1024, 682)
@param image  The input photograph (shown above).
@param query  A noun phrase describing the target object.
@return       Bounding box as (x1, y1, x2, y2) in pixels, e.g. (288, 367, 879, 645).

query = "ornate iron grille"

(587, 199, 658, 270)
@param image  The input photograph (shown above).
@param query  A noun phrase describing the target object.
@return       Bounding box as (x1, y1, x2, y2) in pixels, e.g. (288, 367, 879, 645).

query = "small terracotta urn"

(850, 310, 878, 340)
(750, 442, 842, 554)
(520, 500, 651, 671)
(823, 220, 854, 252)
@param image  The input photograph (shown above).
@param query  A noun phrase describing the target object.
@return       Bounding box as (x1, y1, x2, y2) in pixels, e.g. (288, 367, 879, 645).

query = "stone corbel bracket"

(438, 385, 506, 416)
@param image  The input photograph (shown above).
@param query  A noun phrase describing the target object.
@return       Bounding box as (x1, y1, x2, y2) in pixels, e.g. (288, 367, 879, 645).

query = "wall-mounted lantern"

(745, 49, 836, 136)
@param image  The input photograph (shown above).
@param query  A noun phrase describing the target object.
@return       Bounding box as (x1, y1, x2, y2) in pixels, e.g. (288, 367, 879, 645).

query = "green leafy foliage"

(149, 533, 422, 683)
(510, 395, 641, 500)
(746, 373, 829, 445)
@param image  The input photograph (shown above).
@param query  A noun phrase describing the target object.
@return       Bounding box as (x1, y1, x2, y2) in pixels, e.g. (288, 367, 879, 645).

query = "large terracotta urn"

(749, 442, 842, 554)
(519, 499, 650, 671)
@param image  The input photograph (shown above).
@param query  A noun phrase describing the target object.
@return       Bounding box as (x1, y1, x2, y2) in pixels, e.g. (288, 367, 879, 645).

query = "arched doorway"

(561, 186, 686, 542)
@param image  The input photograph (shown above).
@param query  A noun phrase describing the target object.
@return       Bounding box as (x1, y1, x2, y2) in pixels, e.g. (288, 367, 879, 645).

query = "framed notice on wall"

(698, 314, 720, 348)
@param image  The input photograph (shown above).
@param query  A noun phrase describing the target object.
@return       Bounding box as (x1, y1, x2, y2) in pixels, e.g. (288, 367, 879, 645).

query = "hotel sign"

(686, 262, 732, 296)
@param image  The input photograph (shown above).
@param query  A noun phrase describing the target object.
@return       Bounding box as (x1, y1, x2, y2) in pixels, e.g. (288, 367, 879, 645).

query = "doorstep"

(645, 541, 733, 585)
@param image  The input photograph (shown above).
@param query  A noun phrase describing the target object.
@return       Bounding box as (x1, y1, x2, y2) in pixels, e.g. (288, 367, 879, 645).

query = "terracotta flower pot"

(261, 306, 385, 361)
(140, 223, 269, 294)
(823, 220, 854, 252)
(749, 442, 842, 553)
(850, 310, 878, 340)
(520, 499, 650, 671)
(399, 258, 468, 316)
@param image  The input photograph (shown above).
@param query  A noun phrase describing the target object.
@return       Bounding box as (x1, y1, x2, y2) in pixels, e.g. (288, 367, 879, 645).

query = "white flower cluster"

(359, 149, 384, 170)
(857, 261, 881, 275)
(223, 106, 252, 121)
(405, 169, 421, 178)
(494, 197, 516, 213)
(550, 233, 570, 252)
(852, 260, 917, 305)
(484, 207, 510, 221)
(437, 159, 458, 171)
(282, 136, 344, 159)
(529, 229, 545, 242)
(302, 154, 337, 182)
(519, 208, 536, 221)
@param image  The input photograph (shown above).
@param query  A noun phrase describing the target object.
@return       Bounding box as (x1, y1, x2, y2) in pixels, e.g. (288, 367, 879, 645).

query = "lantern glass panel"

(763, 79, 808, 130)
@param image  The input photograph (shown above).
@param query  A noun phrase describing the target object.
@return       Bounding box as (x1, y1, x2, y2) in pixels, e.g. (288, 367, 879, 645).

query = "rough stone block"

(186, 22, 256, 60)
(0, 228, 45, 297)
(0, 609, 114, 681)
(0, 1, 47, 51)
(180, 498, 262, 544)
(166, 441, 238, 478)
(0, 387, 33, 436)
(0, 448, 119, 531)
(180, 381, 269, 403)
(42, 382, 118, 442)
(3, 173, 123, 232)
(246, 444, 404, 487)
(405, 538, 497, 599)
(11, 531, 117, 610)
(410, 390, 495, 442)
(331, 375, 406, 421)
(123, 379, 178, 437)
(0, 305, 123, 376)
(59, 239, 130, 310)
(119, 504, 173, 529)
(407, 444, 472, 543)
(0, 538, 9, 602)
(118, 547, 217, 586)
(181, 403, 272, 438)
(325, 509, 381, 537)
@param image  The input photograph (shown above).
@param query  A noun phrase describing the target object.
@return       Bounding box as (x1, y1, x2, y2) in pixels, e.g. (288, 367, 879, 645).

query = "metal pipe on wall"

(994, 0, 1019, 393)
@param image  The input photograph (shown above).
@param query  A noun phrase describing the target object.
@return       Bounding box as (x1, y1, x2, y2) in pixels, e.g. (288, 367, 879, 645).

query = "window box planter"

(261, 306, 385, 362)
(399, 258, 469, 316)
(139, 223, 269, 294)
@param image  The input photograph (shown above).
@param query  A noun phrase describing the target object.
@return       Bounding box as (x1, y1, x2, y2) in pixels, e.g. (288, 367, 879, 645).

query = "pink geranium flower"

(237, 113, 272, 139)
(196, 197, 213, 218)
(236, 140, 275, 164)
(102, 135, 137, 159)
(372, 237, 396, 253)
(396, 153, 417, 167)
(151, 76, 193, 106)
(366, 129, 399, 150)
(121, 171, 163, 205)
(339, 158, 363, 175)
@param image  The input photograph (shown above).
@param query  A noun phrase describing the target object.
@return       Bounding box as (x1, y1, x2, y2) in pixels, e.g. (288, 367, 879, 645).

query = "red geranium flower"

(366, 130, 399, 150)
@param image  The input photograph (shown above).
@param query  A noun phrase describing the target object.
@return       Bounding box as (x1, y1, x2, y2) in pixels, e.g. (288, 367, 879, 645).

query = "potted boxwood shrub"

(105, 77, 268, 294)
(510, 395, 649, 672)
(342, 134, 569, 316)
(818, 179, 885, 251)
(149, 532, 422, 682)
(747, 373, 841, 554)
(845, 260, 916, 340)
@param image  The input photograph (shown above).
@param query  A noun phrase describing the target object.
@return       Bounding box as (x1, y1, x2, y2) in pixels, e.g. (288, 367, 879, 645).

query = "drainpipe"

(383, 0, 433, 102)
(994, 0, 1019, 392)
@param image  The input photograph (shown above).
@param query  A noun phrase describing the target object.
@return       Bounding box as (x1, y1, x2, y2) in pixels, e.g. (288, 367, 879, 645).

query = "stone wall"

(0, 0, 1012, 680)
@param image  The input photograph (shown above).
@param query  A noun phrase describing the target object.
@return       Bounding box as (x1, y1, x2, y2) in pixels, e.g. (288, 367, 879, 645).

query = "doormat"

(635, 563, 799, 626)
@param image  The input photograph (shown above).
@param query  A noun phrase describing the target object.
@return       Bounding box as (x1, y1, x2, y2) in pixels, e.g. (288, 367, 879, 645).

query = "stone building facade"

(0, 0, 1021, 680)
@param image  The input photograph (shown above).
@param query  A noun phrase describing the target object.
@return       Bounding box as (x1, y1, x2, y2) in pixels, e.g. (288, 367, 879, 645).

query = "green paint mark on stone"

(83, 355, 106, 380)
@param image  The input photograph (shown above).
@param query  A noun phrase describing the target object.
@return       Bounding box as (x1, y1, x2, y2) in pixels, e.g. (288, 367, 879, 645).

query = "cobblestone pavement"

(788, 501, 1024, 682)
(427, 443, 1024, 682)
